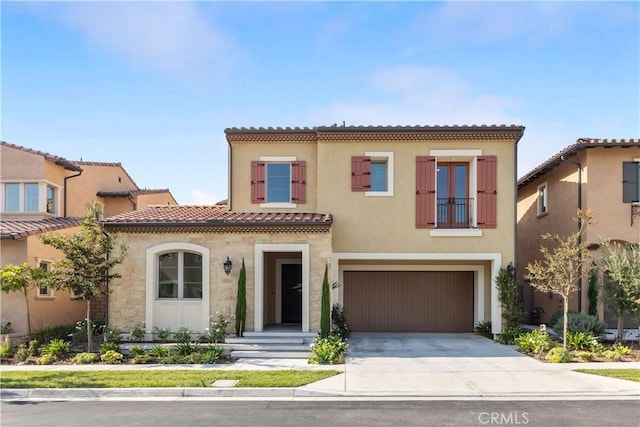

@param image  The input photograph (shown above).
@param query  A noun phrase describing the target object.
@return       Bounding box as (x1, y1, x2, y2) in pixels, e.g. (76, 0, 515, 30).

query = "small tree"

(235, 258, 246, 338)
(0, 263, 46, 340)
(320, 265, 330, 338)
(495, 267, 522, 332)
(600, 241, 640, 343)
(40, 204, 127, 352)
(526, 209, 592, 348)
(587, 263, 599, 317)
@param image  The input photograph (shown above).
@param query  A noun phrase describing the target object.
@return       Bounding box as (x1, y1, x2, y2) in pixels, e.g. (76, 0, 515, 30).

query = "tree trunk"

(22, 288, 32, 340)
(86, 300, 93, 353)
(617, 314, 624, 344)
(562, 296, 569, 349)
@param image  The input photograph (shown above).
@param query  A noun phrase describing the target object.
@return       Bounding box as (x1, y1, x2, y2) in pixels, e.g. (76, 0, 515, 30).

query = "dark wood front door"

(281, 264, 302, 323)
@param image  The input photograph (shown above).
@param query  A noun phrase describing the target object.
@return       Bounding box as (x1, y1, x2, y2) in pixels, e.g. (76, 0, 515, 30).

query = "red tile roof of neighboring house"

(102, 205, 333, 233)
(0, 141, 82, 172)
(0, 217, 82, 240)
(518, 138, 640, 187)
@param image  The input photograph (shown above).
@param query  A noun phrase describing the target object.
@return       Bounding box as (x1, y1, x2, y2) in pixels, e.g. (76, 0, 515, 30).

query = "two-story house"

(0, 141, 177, 339)
(517, 138, 640, 325)
(103, 125, 524, 336)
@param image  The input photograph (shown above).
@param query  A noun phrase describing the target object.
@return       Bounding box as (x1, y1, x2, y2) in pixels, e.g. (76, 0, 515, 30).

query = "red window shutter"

(416, 156, 436, 228)
(351, 156, 371, 191)
(291, 161, 306, 204)
(477, 156, 497, 229)
(251, 161, 265, 204)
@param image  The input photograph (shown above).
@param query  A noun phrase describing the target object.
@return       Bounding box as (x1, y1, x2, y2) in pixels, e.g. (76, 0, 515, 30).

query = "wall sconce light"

(507, 262, 516, 278)
(223, 257, 232, 275)
(547, 291, 554, 299)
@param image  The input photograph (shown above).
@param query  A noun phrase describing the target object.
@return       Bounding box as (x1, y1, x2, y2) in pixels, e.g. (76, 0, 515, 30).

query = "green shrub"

(173, 326, 192, 344)
(41, 339, 70, 358)
(150, 346, 170, 358)
(553, 313, 606, 336)
(611, 343, 631, 356)
(309, 334, 348, 364)
(545, 347, 572, 363)
(34, 324, 76, 344)
(549, 310, 569, 329)
(100, 342, 121, 354)
(128, 346, 146, 356)
(175, 342, 197, 356)
(577, 351, 594, 362)
(153, 327, 171, 343)
(496, 326, 523, 345)
(200, 313, 232, 344)
(103, 327, 122, 344)
(331, 303, 352, 339)
(0, 336, 12, 360)
(566, 331, 600, 351)
(72, 352, 99, 364)
(36, 353, 57, 365)
(515, 325, 553, 355)
(28, 339, 39, 357)
(180, 352, 203, 364)
(602, 350, 622, 361)
(14, 343, 29, 362)
(131, 354, 155, 364)
(474, 320, 492, 336)
(200, 346, 225, 364)
(71, 319, 106, 342)
(130, 325, 146, 342)
(100, 350, 124, 364)
(159, 355, 180, 364)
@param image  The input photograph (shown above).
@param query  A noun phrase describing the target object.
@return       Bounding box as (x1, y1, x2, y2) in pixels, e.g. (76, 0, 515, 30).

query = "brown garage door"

(343, 271, 474, 332)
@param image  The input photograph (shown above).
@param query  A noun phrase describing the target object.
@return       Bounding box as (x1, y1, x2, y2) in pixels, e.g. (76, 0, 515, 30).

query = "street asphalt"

(1, 333, 638, 401)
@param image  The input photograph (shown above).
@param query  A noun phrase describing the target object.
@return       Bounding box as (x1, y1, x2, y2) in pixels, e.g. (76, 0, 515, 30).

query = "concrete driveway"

(298, 332, 640, 398)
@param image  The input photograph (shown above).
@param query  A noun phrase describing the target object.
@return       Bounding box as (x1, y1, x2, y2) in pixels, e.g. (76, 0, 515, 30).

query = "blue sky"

(2, 1, 639, 205)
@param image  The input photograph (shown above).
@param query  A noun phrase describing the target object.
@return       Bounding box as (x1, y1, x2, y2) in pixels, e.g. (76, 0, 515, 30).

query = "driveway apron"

(300, 332, 640, 398)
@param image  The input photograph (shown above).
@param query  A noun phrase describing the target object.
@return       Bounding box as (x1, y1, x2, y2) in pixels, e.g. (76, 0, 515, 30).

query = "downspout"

(128, 192, 137, 211)
(63, 170, 83, 217)
(560, 154, 583, 313)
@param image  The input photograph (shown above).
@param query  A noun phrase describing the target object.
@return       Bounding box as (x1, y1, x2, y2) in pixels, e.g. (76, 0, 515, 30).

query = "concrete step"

(243, 331, 317, 339)
(231, 350, 311, 359)
(225, 337, 304, 345)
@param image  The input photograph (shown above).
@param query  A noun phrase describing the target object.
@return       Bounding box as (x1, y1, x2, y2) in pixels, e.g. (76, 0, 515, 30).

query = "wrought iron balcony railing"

(436, 197, 474, 229)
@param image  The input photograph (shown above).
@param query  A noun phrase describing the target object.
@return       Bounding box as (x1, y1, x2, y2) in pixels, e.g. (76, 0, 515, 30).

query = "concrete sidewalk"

(1, 333, 638, 400)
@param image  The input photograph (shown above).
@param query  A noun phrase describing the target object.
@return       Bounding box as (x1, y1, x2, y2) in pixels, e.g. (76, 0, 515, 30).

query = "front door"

(281, 263, 302, 323)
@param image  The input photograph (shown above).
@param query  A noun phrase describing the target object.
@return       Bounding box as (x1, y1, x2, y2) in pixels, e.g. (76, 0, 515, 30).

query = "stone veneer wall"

(108, 230, 333, 334)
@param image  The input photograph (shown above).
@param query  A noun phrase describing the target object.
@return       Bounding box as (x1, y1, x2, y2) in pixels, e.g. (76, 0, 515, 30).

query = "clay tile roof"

(102, 205, 333, 233)
(518, 138, 640, 187)
(224, 124, 525, 133)
(0, 141, 82, 172)
(0, 217, 82, 240)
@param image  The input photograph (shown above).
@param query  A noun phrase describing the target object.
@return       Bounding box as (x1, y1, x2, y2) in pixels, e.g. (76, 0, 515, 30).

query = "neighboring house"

(103, 125, 524, 336)
(0, 141, 177, 339)
(517, 138, 640, 325)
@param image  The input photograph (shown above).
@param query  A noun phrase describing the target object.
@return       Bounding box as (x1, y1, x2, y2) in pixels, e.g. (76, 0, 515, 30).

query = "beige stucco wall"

(0, 228, 86, 335)
(1, 145, 46, 180)
(136, 192, 177, 209)
(108, 230, 332, 333)
(229, 140, 318, 212)
(517, 146, 640, 324)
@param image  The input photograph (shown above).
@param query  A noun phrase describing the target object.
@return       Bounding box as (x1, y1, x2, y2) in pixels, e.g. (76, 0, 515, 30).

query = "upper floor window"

(537, 182, 548, 216)
(251, 157, 306, 207)
(351, 152, 394, 196)
(158, 251, 203, 299)
(623, 161, 639, 203)
(4, 183, 20, 212)
(46, 185, 57, 214)
(416, 152, 496, 232)
(25, 184, 39, 212)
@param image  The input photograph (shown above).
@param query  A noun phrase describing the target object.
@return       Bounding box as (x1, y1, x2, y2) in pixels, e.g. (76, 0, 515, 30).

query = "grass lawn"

(0, 370, 340, 389)
(574, 369, 640, 383)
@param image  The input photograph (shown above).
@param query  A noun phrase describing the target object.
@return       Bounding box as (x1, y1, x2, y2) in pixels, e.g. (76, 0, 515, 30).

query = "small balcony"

(436, 197, 474, 229)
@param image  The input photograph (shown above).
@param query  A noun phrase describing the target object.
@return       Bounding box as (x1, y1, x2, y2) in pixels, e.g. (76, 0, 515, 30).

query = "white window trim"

(365, 151, 394, 197)
(430, 150, 480, 230)
(0, 181, 60, 215)
(537, 181, 548, 217)
(35, 259, 54, 299)
(259, 156, 298, 207)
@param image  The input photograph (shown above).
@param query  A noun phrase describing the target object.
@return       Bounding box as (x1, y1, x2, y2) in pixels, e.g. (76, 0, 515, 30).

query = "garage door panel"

(343, 271, 473, 332)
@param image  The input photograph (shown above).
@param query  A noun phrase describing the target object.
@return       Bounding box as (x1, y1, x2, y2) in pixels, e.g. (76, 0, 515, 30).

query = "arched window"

(157, 251, 203, 299)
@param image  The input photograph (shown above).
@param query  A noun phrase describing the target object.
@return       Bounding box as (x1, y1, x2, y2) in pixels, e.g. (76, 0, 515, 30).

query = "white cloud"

(308, 65, 520, 126)
(54, 2, 235, 83)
